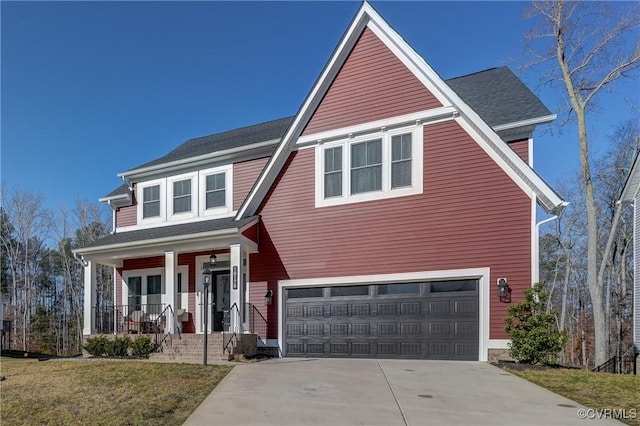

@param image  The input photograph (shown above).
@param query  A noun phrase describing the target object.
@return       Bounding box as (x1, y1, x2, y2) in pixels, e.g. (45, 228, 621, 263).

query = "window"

(324, 147, 342, 198)
(377, 282, 420, 295)
(315, 126, 422, 207)
(391, 134, 412, 188)
(287, 287, 323, 299)
(205, 173, 225, 209)
(172, 179, 192, 214)
(142, 185, 160, 218)
(430, 280, 477, 293)
(330, 285, 369, 297)
(351, 139, 382, 194)
(128, 277, 142, 310)
(147, 275, 162, 314)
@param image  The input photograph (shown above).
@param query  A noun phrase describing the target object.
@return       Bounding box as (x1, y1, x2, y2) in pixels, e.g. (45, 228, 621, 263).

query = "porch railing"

(246, 302, 267, 341)
(222, 303, 241, 353)
(593, 355, 637, 375)
(92, 304, 166, 335)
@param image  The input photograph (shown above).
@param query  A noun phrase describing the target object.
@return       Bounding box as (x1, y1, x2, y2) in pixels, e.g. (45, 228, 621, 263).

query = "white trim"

(119, 138, 280, 180)
(198, 164, 234, 218)
(297, 107, 456, 146)
(314, 124, 423, 208)
(488, 339, 511, 350)
(136, 178, 166, 225)
(121, 267, 165, 308)
(167, 171, 198, 221)
(277, 267, 491, 361)
(492, 115, 557, 132)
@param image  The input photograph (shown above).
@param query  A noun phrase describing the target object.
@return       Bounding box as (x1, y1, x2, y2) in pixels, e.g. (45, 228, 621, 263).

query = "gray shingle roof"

(446, 67, 552, 128)
(104, 67, 550, 198)
(79, 216, 258, 250)
(127, 116, 294, 173)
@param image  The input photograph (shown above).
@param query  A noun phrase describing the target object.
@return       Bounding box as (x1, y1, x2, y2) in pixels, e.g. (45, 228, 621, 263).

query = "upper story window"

(133, 166, 233, 229)
(205, 173, 226, 209)
(172, 179, 192, 214)
(142, 185, 161, 218)
(199, 165, 233, 218)
(315, 125, 423, 207)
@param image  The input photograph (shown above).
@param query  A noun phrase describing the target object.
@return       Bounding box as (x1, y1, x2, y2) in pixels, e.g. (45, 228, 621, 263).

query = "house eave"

(118, 138, 280, 180)
(492, 114, 557, 132)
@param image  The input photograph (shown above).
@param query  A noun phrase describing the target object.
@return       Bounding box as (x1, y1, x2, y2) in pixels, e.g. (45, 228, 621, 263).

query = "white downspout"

(534, 215, 558, 284)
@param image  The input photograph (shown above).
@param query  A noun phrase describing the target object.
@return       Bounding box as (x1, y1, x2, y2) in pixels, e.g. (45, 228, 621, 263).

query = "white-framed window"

(137, 178, 166, 224)
(199, 165, 233, 217)
(168, 172, 197, 220)
(315, 125, 423, 207)
(122, 268, 165, 315)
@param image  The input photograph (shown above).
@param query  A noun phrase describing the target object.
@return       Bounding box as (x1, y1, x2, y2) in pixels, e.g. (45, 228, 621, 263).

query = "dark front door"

(211, 272, 230, 332)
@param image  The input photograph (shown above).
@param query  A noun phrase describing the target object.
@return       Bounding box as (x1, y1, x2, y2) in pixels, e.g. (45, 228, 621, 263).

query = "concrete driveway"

(183, 358, 619, 426)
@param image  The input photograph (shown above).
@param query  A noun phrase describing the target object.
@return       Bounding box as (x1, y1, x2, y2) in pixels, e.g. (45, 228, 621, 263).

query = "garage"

(283, 279, 479, 360)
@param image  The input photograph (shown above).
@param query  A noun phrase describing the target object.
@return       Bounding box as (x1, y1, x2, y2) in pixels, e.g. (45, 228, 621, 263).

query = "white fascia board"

(72, 227, 242, 258)
(492, 114, 557, 132)
(236, 4, 371, 219)
(297, 106, 456, 146)
(98, 193, 130, 204)
(363, 5, 567, 214)
(119, 138, 279, 180)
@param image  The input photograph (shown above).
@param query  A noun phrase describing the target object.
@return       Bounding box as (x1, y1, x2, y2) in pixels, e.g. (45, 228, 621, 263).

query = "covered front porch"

(74, 216, 266, 341)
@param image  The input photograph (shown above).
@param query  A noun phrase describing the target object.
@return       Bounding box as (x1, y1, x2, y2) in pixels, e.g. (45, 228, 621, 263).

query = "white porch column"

(83, 260, 97, 335)
(230, 243, 244, 333)
(164, 251, 177, 334)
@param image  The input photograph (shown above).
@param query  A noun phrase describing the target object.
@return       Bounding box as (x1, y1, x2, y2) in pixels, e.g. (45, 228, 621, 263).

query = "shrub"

(130, 335, 155, 359)
(104, 336, 131, 357)
(83, 335, 110, 357)
(504, 283, 568, 365)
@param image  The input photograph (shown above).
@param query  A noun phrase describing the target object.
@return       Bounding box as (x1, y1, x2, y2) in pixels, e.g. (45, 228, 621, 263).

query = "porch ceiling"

(74, 216, 259, 266)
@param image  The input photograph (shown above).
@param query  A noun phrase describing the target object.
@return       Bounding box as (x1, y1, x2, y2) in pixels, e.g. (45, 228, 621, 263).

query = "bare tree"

(524, 0, 640, 366)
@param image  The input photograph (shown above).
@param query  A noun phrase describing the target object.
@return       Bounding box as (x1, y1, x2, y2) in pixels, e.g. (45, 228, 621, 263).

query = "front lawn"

(0, 358, 233, 426)
(502, 366, 640, 426)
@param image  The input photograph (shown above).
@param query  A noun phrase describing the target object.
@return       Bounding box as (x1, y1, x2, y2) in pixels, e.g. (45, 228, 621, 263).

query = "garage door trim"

(277, 267, 491, 361)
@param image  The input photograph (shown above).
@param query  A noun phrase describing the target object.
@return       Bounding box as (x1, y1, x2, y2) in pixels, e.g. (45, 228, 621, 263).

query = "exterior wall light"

(209, 254, 217, 267)
(497, 277, 511, 303)
(265, 290, 273, 306)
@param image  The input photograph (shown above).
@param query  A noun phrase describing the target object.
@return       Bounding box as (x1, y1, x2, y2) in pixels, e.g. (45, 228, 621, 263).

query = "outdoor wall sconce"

(497, 277, 511, 303)
(265, 290, 273, 306)
(209, 253, 217, 267)
(232, 266, 238, 290)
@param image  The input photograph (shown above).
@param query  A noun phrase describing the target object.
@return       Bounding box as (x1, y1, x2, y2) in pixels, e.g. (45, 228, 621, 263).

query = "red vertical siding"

(234, 157, 270, 210)
(123, 256, 164, 270)
(508, 139, 529, 164)
(241, 223, 259, 244)
(302, 27, 442, 136)
(252, 119, 531, 340)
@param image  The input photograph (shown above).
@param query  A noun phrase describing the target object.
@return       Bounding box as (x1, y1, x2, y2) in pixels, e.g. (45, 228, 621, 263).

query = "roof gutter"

(492, 114, 557, 132)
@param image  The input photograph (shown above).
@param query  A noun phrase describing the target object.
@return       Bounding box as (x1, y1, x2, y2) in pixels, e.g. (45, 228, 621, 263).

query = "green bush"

(130, 335, 155, 358)
(83, 335, 110, 357)
(104, 336, 131, 357)
(504, 283, 568, 365)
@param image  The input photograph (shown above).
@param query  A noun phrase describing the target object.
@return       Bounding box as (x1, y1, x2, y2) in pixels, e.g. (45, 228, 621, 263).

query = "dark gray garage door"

(284, 280, 478, 360)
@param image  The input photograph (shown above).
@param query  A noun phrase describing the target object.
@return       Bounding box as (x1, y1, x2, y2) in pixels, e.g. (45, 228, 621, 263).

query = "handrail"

(153, 304, 181, 351)
(222, 303, 240, 354)
(248, 303, 267, 340)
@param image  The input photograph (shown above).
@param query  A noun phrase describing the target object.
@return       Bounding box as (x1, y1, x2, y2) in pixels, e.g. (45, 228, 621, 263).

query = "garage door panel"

(284, 280, 479, 360)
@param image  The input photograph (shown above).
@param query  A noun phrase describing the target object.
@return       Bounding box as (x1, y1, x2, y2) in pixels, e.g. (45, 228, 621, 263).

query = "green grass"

(0, 357, 233, 426)
(503, 367, 640, 426)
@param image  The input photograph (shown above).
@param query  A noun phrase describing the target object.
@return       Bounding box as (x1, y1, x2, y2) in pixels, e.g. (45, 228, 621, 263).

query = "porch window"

(173, 179, 192, 214)
(205, 173, 226, 209)
(128, 277, 142, 310)
(142, 185, 161, 218)
(147, 275, 162, 314)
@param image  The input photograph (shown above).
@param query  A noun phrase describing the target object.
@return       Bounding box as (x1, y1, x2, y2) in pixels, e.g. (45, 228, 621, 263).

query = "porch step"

(150, 334, 232, 362)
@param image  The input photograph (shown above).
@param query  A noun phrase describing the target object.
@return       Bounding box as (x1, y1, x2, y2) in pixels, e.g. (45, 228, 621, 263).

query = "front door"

(212, 272, 230, 332)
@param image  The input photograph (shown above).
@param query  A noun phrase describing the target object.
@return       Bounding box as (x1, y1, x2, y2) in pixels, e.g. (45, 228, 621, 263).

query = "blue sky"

(2, 1, 638, 219)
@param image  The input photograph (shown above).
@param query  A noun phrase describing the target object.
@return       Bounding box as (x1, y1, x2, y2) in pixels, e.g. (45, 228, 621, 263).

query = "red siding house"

(74, 3, 567, 361)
